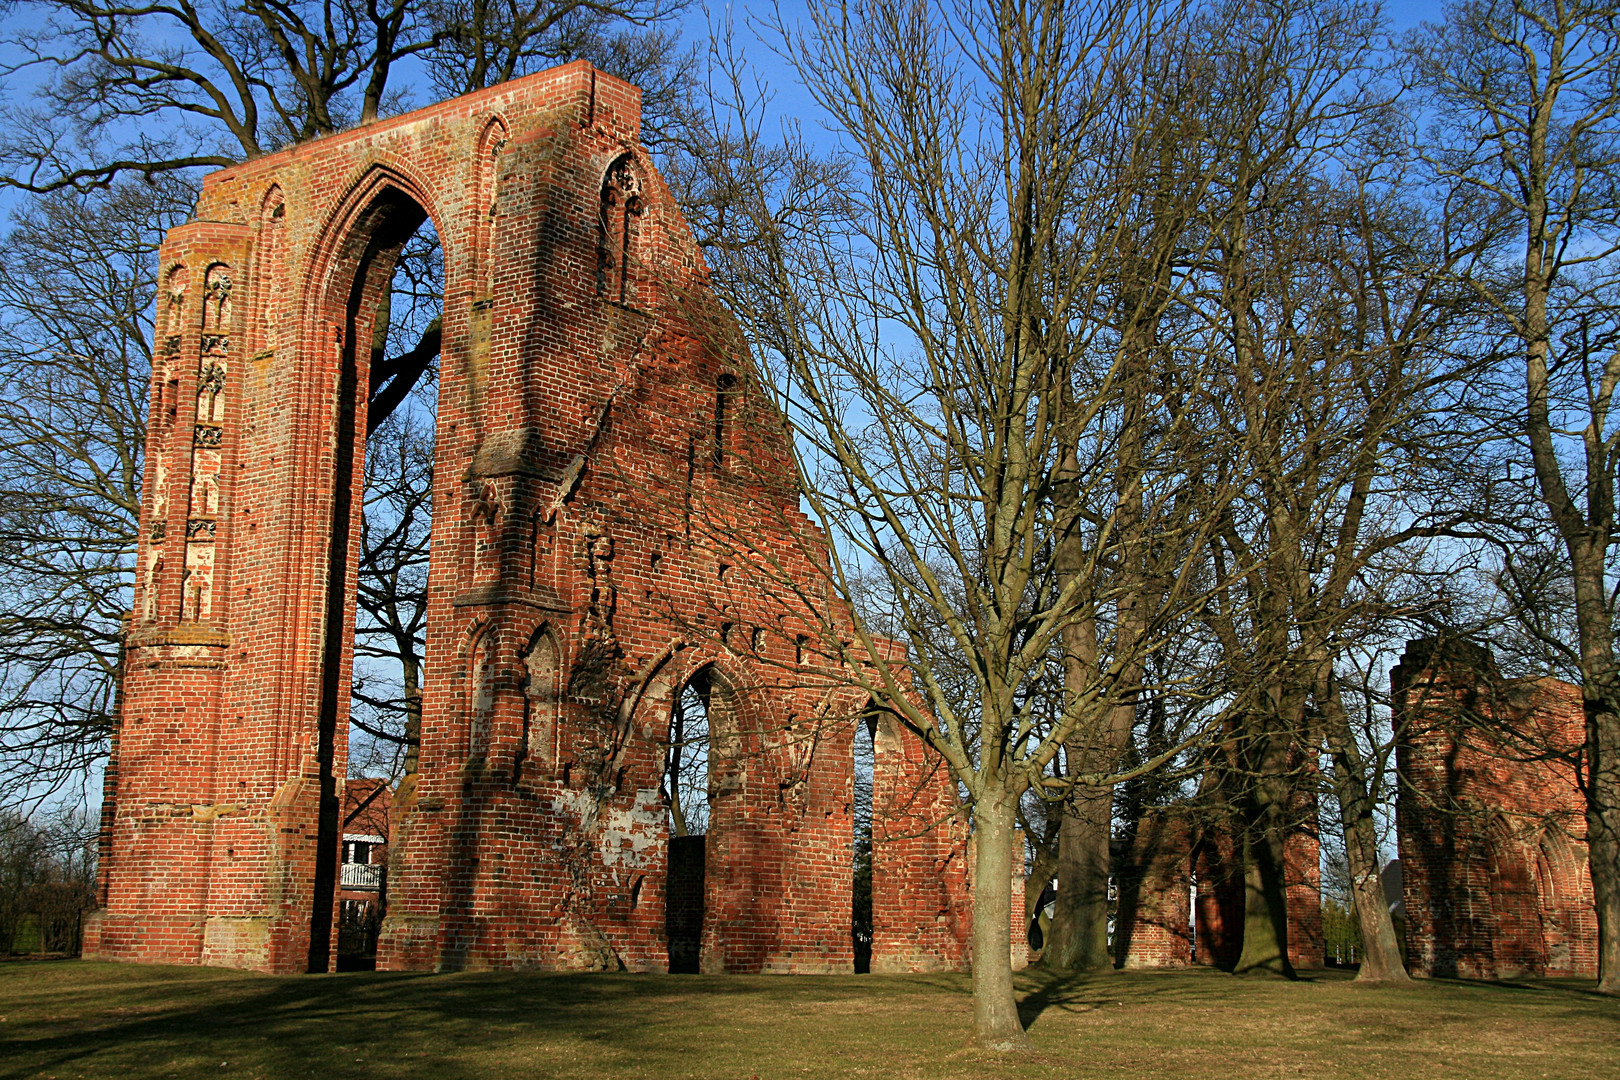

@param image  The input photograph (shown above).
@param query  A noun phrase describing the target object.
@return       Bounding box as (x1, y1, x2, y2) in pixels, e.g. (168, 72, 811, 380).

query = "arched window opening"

(475, 117, 508, 294)
(521, 625, 561, 778)
(852, 707, 877, 973)
(254, 186, 287, 353)
(665, 670, 713, 838)
(467, 624, 498, 760)
(598, 155, 643, 305)
(309, 183, 442, 974)
(666, 665, 732, 974)
(349, 214, 442, 787)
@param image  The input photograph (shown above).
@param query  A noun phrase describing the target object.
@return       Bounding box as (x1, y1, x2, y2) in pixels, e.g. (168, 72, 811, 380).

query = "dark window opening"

(665, 669, 716, 973)
(713, 374, 737, 468)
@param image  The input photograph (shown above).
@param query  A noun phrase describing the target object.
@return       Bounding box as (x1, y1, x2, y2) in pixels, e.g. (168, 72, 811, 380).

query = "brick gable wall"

(84, 62, 973, 976)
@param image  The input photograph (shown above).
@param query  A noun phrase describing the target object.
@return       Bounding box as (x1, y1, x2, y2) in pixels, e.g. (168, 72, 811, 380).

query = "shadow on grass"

(1, 966, 963, 1080)
(1013, 967, 1208, 1029)
(1009, 964, 1612, 1031)
(5, 962, 1615, 1080)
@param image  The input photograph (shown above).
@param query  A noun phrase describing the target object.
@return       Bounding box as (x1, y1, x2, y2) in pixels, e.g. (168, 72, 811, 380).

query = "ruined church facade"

(84, 63, 974, 975)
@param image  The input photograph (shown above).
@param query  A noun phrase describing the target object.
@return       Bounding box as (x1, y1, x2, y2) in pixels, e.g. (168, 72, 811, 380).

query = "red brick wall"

(87, 62, 973, 976)
(1117, 796, 1322, 971)
(1116, 811, 1195, 968)
(1395, 639, 1598, 979)
(870, 709, 972, 972)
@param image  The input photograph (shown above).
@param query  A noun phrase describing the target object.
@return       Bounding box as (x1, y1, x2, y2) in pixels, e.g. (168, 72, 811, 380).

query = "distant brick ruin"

(1105, 637, 1599, 980)
(1394, 639, 1598, 979)
(83, 63, 978, 975)
(1104, 794, 1324, 972)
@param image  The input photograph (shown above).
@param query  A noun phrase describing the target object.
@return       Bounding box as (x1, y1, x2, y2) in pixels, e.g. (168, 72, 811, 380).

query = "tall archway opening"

(309, 182, 443, 974)
(663, 667, 714, 973)
(853, 707, 877, 973)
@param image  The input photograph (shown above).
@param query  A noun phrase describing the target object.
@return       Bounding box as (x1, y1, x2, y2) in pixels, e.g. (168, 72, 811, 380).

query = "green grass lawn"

(0, 960, 1615, 1080)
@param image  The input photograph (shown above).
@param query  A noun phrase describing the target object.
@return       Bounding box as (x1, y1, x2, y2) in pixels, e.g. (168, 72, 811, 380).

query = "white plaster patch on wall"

(549, 787, 665, 869)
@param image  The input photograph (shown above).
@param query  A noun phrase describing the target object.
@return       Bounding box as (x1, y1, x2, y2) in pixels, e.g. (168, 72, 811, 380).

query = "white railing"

(341, 862, 383, 890)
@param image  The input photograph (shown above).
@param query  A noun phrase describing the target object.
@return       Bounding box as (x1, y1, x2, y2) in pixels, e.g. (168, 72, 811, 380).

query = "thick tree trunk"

(1585, 696, 1620, 995)
(1044, 696, 1136, 972)
(1342, 813, 1407, 983)
(1234, 721, 1296, 979)
(1318, 671, 1407, 982)
(1234, 813, 1294, 978)
(971, 785, 1032, 1050)
(1043, 782, 1112, 970)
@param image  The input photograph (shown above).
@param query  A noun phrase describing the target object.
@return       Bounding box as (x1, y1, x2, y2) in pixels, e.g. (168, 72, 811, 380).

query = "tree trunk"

(1234, 817, 1294, 978)
(1585, 695, 1620, 995)
(1044, 694, 1136, 973)
(1317, 671, 1407, 982)
(1234, 725, 1296, 979)
(1342, 806, 1407, 983)
(1043, 781, 1112, 970)
(971, 784, 1032, 1050)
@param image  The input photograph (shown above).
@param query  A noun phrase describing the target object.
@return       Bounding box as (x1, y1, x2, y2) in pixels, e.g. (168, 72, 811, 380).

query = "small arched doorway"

(852, 707, 877, 972)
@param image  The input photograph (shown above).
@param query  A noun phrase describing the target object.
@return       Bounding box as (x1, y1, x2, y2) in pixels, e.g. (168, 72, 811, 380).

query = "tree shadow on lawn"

(1, 967, 956, 1080)
(1013, 967, 1217, 1030)
(1010, 965, 1613, 1032)
(8, 964, 1614, 1080)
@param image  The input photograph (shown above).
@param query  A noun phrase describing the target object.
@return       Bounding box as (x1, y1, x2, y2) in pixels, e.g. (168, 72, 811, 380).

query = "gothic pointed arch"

(597, 152, 646, 305)
(521, 622, 562, 774)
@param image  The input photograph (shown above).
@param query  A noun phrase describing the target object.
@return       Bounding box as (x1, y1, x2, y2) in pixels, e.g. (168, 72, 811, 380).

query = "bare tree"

(1039, 0, 1230, 973)
(1409, 0, 1620, 995)
(349, 407, 435, 781)
(1206, 153, 1487, 983)
(0, 0, 686, 192)
(699, 0, 1247, 1046)
(0, 179, 193, 810)
(420, 0, 687, 99)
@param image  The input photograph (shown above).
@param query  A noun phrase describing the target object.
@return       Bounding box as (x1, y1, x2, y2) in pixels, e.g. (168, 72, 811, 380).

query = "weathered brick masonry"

(84, 63, 976, 975)
(1109, 799, 1323, 971)
(1108, 635, 1601, 979)
(1395, 639, 1598, 979)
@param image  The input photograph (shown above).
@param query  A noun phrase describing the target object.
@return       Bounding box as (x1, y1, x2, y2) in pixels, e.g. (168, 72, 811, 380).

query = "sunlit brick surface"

(1395, 639, 1598, 979)
(86, 62, 973, 976)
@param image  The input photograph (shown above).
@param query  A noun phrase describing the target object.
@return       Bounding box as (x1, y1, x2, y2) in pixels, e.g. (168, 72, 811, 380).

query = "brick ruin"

(1394, 639, 1599, 979)
(77, 59, 1601, 984)
(83, 63, 978, 975)
(1105, 637, 1600, 979)
(1105, 796, 1324, 972)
